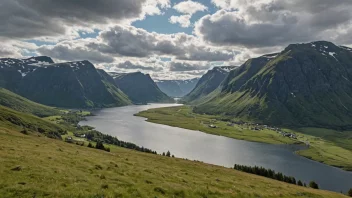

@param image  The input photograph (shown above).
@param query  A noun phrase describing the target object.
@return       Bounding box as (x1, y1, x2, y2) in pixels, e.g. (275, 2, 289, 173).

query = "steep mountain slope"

(156, 78, 199, 97)
(110, 72, 174, 104)
(195, 41, 352, 129)
(182, 66, 236, 104)
(0, 88, 60, 117)
(0, 57, 131, 108)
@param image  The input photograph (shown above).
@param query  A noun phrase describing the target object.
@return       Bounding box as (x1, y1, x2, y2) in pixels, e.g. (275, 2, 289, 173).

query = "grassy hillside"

(0, 105, 65, 139)
(0, 126, 347, 197)
(137, 106, 352, 171)
(0, 88, 61, 117)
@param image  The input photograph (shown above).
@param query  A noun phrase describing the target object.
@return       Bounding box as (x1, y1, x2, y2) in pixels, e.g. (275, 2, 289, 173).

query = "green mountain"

(195, 41, 352, 129)
(0, 57, 131, 108)
(156, 78, 199, 97)
(0, 88, 61, 117)
(110, 72, 174, 104)
(182, 66, 236, 104)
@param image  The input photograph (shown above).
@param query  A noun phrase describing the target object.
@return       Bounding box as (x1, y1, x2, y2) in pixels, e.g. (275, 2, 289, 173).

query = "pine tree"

(166, 151, 171, 157)
(297, 180, 303, 186)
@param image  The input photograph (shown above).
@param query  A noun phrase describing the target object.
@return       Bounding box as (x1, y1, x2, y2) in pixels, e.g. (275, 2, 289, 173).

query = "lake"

(80, 103, 352, 193)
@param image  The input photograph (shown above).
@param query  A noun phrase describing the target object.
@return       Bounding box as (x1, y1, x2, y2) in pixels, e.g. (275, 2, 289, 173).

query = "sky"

(1, 0, 352, 80)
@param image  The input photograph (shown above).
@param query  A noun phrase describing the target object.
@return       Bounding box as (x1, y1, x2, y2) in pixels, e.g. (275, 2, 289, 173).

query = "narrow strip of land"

(136, 105, 352, 171)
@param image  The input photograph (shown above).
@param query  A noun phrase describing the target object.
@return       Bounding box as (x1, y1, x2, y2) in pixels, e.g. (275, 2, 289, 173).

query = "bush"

(20, 129, 29, 135)
(309, 181, 319, 189)
(87, 142, 93, 148)
(348, 188, 352, 197)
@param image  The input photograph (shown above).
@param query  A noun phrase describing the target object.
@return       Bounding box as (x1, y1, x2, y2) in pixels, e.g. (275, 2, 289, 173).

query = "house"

(209, 124, 217, 128)
(65, 136, 74, 143)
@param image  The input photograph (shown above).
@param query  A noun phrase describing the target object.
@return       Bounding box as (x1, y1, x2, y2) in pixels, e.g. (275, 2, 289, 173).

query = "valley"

(2, 41, 352, 196)
(2, 0, 352, 197)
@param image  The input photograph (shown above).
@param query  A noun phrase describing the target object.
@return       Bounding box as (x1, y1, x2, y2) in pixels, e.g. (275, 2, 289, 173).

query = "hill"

(156, 78, 199, 97)
(110, 72, 174, 104)
(182, 66, 236, 104)
(0, 57, 131, 108)
(0, 105, 65, 139)
(195, 41, 352, 129)
(0, 119, 346, 197)
(0, 88, 61, 117)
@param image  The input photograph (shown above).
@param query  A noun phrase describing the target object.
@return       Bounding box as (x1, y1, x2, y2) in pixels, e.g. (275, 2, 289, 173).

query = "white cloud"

(173, 0, 208, 15)
(198, 0, 352, 48)
(169, 15, 192, 28)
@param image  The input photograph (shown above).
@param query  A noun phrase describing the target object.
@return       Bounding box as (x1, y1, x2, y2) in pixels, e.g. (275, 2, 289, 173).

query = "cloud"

(114, 61, 158, 71)
(0, 0, 169, 40)
(196, 0, 352, 47)
(37, 40, 114, 63)
(0, 39, 38, 58)
(169, 15, 192, 28)
(88, 25, 235, 61)
(173, 0, 208, 15)
(168, 61, 211, 71)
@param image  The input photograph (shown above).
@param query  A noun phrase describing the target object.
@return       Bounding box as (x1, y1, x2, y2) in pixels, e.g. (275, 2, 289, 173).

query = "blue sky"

(133, 0, 218, 35)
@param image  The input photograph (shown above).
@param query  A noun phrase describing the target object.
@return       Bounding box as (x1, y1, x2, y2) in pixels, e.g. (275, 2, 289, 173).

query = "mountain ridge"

(195, 41, 352, 129)
(0, 57, 131, 108)
(110, 71, 174, 104)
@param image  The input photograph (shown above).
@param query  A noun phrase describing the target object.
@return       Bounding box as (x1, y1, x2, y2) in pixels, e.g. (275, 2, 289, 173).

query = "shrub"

(309, 181, 319, 189)
(348, 188, 352, 197)
(87, 142, 93, 148)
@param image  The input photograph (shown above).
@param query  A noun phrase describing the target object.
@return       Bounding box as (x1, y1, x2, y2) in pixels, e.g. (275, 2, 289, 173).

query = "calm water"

(80, 103, 352, 193)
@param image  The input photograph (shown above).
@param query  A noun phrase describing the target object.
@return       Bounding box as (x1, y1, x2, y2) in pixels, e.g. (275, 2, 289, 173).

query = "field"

(136, 106, 298, 145)
(136, 106, 352, 171)
(286, 128, 352, 171)
(0, 126, 348, 198)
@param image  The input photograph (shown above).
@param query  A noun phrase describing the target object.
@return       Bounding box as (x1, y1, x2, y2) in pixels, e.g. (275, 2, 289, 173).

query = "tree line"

(77, 130, 158, 154)
(233, 164, 319, 189)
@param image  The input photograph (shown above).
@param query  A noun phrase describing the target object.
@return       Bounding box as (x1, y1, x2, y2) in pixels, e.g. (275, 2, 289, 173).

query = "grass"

(0, 88, 61, 118)
(136, 106, 297, 145)
(0, 105, 65, 139)
(0, 126, 348, 198)
(136, 106, 352, 171)
(285, 128, 352, 171)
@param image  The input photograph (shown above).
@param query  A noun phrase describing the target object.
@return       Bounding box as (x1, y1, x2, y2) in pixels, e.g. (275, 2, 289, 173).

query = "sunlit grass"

(0, 127, 347, 198)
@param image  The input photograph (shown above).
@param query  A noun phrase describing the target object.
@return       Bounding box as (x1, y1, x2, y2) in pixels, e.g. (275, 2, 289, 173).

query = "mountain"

(110, 72, 174, 104)
(0, 88, 61, 117)
(0, 57, 131, 108)
(194, 41, 352, 129)
(182, 66, 237, 104)
(156, 78, 199, 97)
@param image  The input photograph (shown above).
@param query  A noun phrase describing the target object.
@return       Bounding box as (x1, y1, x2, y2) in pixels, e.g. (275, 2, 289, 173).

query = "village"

(208, 120, 298, 140)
